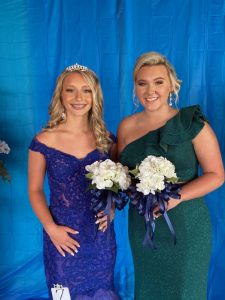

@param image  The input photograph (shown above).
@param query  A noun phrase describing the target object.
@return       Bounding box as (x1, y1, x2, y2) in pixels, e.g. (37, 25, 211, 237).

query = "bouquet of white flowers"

(0, 140, 10, 181)
(130, 155, 181, 248)
(85, 159, 131, 217)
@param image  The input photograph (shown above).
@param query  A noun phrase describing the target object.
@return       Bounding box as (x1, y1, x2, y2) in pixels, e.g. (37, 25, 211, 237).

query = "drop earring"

(133, 91, 140, 111)
(169, 93, 173, 107)
(61, 112, 66, 120)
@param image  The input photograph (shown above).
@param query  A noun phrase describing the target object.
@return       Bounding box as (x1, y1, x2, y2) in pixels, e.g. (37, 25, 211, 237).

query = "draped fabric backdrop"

(0, 0, 225, 299)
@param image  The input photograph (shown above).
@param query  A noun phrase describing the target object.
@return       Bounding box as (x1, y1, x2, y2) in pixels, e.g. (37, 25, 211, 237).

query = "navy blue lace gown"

(29, 137, 119, 300)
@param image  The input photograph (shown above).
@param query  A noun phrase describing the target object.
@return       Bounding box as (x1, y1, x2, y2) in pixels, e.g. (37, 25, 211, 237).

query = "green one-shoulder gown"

(119, 106, 211, 300)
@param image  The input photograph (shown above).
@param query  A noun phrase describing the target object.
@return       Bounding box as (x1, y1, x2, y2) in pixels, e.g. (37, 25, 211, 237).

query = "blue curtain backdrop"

(0, 0, 225, 299)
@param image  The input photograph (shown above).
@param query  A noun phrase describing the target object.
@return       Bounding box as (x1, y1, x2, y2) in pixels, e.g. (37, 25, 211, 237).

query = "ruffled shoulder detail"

(159, 105, 207, 151)
(29, 137, 47, 155)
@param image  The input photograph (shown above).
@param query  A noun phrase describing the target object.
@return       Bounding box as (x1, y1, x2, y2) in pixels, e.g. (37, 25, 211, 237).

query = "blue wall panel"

(0, 1, 224, 299)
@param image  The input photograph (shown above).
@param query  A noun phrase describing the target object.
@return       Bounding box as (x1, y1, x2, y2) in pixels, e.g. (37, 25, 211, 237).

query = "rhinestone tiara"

(66, 63, 88, 72)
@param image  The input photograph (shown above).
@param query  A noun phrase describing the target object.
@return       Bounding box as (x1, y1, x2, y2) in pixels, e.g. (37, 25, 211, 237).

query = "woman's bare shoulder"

(117, 112, 143, 152)
(36, 128, 58, 144)
(118, 112, 141, 133)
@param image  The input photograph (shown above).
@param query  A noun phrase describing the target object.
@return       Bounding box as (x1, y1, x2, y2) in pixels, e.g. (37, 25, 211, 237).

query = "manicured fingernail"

(71, 252, 74, 256)
(75, 249, 78, 253)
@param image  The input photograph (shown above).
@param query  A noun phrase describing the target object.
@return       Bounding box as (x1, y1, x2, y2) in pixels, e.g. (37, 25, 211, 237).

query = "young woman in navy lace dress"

(28, 64, 119, 299)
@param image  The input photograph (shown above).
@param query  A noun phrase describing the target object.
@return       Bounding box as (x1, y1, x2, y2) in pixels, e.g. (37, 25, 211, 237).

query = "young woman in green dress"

(118, 52, 224, 300)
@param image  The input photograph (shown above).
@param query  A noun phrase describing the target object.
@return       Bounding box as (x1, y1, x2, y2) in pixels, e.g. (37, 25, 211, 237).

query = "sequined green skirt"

(129, 198, 211, 300)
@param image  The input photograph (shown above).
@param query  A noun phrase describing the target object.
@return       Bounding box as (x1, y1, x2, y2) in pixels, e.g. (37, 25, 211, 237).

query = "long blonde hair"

(133, 52, 182, 102)
(45, 67, 112, 152)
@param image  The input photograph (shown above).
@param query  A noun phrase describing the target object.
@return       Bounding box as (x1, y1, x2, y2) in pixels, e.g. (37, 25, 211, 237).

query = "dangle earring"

(61, 111, 66, 120)
(133, 91, 140, 112)
(133, 95, 139, 110)
(168, 92, 173, 107)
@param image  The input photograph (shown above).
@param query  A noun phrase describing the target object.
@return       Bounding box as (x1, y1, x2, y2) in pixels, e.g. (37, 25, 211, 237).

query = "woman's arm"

(181, 123, 224, 199)
(28, 150, 80, 256)
(166, 123, 224, 211)
(28, 150, 55, 228)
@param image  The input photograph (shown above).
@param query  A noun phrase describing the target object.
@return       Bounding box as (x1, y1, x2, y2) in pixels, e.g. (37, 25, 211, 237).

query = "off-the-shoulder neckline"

(33, 137, 98, 161)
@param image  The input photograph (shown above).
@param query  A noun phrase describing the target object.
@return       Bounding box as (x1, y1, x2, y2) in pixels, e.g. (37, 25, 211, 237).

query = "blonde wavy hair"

(133, 51, 182, 103)
(45, 67, 112, 153)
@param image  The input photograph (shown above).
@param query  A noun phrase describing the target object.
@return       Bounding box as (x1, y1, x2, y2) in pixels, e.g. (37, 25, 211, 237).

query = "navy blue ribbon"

(90, 188, 129, 217)
(89, 189, 129, 242)
(129, 182, 181, 249)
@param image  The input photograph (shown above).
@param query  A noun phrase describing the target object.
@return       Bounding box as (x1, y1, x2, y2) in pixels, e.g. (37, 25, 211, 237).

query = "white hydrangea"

(85, 159, 131, 191)
(0, 140, 10, 182)
(0, 141, 10, 154)
(136, 172, 165, 195)
(136, 155, 177, 195)
(114, 164, 131, 190)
